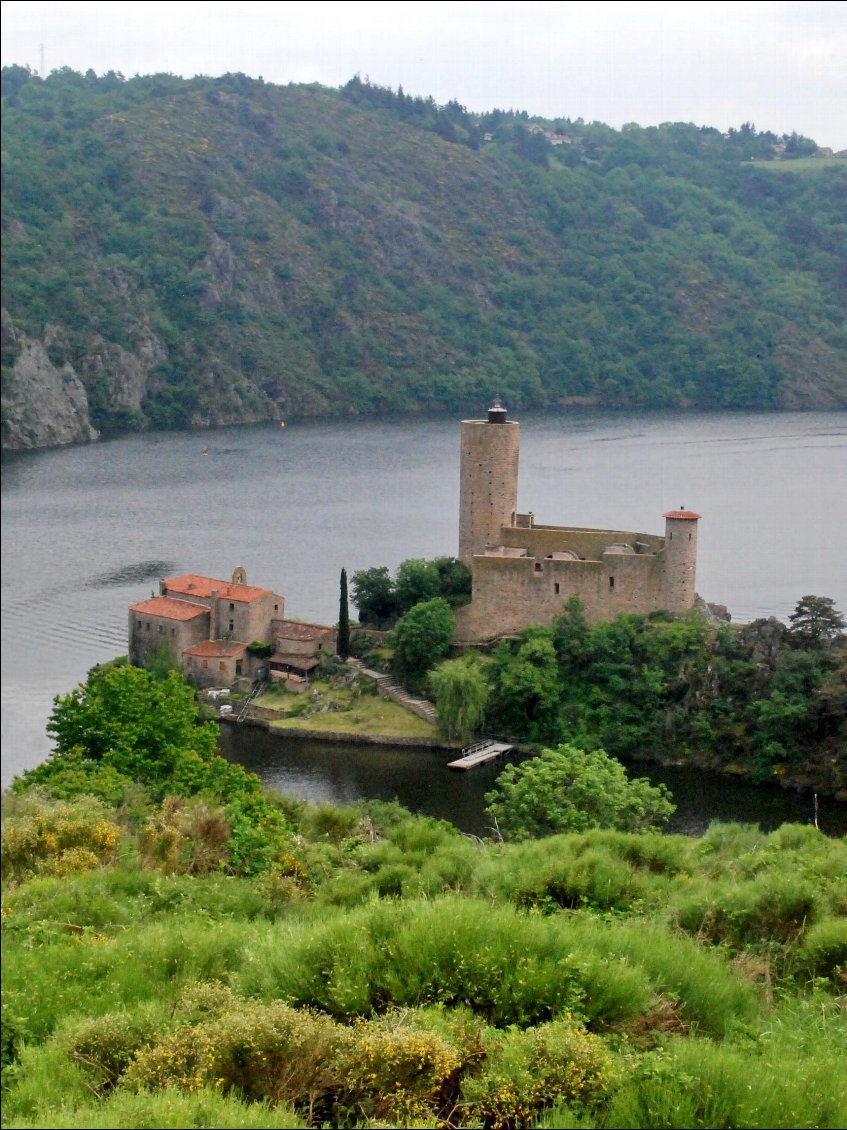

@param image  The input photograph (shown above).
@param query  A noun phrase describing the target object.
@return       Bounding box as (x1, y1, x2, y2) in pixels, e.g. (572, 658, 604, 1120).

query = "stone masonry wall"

(459, 419, 520, 564)
(454, 549, 669, 641)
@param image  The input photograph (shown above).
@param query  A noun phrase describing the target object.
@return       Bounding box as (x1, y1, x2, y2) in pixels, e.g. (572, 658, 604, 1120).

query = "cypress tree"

(337, 567, 351, 659)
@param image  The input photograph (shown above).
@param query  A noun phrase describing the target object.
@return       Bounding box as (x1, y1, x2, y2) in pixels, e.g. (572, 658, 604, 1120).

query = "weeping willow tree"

(430, 655, 490, 742)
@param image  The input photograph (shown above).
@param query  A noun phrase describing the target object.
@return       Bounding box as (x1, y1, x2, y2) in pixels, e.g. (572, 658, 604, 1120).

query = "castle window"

(229, 621, 234, 632)
(534, 562, 543, 573)
(554, 583, 560, 595)
(202, 660, 209, 669)
(171, 628, 175, 636)
(609, 576, 615, 589)
(219, 661, 226, 671)
(229, 602, 235, 611)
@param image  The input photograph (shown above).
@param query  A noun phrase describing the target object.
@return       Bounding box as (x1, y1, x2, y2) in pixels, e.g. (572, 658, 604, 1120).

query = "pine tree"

(337, 567, 351, 659)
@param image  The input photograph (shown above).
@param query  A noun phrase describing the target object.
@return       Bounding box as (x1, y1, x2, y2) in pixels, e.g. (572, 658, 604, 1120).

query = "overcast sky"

(2, 1, 846, 148)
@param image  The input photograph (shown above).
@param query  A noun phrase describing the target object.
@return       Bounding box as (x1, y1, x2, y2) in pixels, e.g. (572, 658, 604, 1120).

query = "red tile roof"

(662, 510, 702, 520)
(129, 596, 209, 621)
(164, 573, 272, 603)
(183, 640, 247, 658)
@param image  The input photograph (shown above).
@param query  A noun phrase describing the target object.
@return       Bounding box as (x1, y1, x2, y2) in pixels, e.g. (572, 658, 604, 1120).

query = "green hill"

(2, 66, 845, 449)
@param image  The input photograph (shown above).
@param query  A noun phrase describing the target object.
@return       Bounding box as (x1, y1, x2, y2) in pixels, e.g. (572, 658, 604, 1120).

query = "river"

(2, 408, 846, 827)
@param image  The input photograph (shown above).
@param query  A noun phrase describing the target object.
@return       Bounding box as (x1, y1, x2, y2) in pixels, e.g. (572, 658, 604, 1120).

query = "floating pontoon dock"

(448, 740, 513, 770)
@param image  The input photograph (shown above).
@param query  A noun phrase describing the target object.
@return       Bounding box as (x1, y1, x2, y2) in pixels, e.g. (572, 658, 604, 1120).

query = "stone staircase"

(348, 660, 438, 725)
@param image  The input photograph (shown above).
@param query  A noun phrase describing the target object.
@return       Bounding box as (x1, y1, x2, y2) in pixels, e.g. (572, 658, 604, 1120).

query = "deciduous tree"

(390, 598, 455, 688)
(485, 744, 675, 841)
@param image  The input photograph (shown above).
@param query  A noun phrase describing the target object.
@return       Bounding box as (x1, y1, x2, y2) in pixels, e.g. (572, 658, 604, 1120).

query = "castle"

(128, 402, 702, 683)
(453, 400, 701, 641)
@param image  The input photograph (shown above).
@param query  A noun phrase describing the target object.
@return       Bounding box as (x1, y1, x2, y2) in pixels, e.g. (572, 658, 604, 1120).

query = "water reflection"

(220, 727, 847, 839)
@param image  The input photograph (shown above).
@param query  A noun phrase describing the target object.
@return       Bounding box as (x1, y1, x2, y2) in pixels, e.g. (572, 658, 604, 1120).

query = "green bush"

(333, 1010, 463, 1126)
(1, 792, 119, 883)
(795, 917, 847, 980)
(672, 873, 819, 946)
(485, 745, 675, 841)
(3, 1087, 307, 1128)
(235, 898, 654, 1028)
(462, 1018, 615, 1129)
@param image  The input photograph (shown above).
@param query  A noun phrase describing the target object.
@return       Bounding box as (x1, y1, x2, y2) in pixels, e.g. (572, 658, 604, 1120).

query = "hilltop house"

(128, 567, 333, 688)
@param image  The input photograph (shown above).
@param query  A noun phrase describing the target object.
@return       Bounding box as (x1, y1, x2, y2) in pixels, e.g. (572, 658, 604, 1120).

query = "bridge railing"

(461, 739, 495, 756)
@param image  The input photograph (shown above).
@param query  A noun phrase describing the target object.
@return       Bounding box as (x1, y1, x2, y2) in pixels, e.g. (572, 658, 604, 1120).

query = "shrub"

(1, 792, 119, 882)
(795, 917, 847, 980)
(138, 797, 230, 875)
(461, 1018, 615, 1129)
(672, 874, 819, 947)
(333, 1011, 463, 1126)
(125, 991, 341, 1109)
(66, 1008, 162, 1094)
(236, 898, 654, 1028)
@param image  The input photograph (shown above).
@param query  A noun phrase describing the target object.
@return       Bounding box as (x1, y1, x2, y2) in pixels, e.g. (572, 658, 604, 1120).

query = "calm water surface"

(3, 409, 846, 822)
(221, 728, 847, 838)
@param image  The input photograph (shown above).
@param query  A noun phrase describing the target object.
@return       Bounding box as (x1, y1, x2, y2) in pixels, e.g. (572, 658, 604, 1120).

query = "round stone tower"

(459, 398, 520, 565)
(661, 509, 701, 611)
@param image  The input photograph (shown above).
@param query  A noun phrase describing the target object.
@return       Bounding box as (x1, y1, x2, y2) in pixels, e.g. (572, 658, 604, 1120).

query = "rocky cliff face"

(1, 310, 98, 450)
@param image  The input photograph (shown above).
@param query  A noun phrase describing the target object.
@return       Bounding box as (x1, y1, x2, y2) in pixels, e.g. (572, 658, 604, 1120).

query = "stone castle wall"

(454, 547, 672, 640)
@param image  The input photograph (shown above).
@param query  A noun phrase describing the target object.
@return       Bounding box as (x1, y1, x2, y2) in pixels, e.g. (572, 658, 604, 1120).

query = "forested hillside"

(2, 66, 846, 450)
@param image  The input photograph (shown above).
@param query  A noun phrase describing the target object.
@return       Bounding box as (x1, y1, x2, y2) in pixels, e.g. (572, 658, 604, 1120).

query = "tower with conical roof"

(661, 509, 701, 610)
(458, 398, 520, 565)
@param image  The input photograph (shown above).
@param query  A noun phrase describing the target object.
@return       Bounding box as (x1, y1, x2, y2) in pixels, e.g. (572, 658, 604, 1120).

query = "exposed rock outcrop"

(1, 310, 98, 450)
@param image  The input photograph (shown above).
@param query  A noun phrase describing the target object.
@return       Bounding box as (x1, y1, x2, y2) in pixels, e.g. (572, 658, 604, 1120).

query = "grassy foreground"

(2, 794, 846, 1129)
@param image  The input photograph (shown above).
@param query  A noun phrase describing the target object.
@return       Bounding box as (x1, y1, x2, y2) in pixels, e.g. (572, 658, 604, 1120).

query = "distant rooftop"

(129, 596, 209, 621)
(165, 573, 273, 603)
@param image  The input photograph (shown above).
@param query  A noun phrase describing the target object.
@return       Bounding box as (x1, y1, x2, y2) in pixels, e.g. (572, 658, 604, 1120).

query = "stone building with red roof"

(129, 567, 333, 688)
